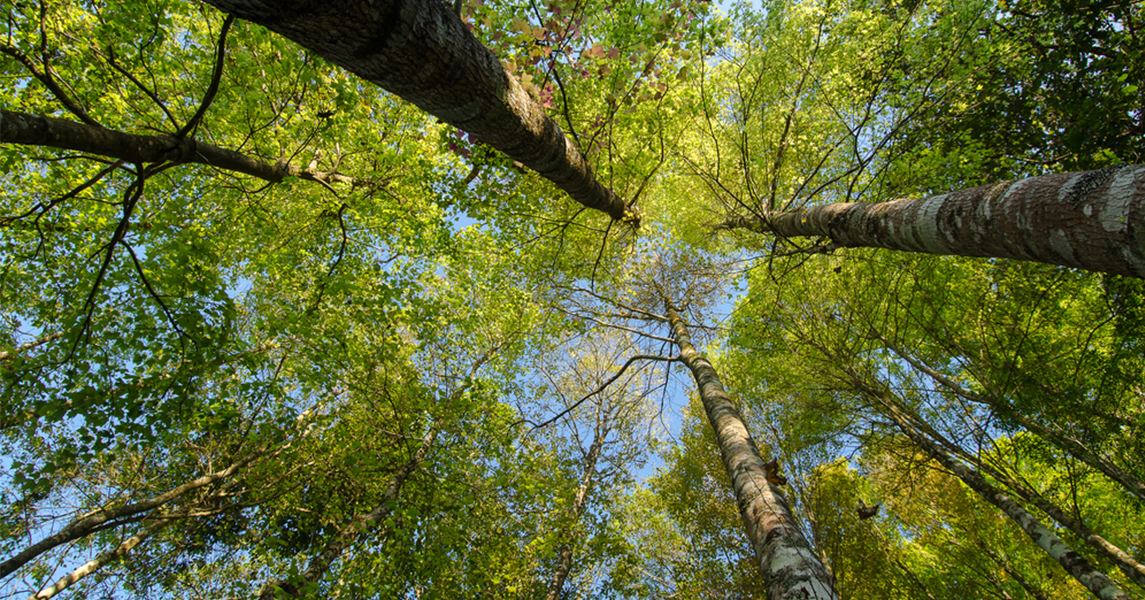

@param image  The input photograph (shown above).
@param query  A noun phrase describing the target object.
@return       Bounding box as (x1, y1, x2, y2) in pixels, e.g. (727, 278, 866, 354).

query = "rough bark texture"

(0, 109, 356, 187)
(867, 386, 1131, 600)
(665, 302, 837, 600)
(719, 166, 1145, 278)
(193, 0, 633, 222)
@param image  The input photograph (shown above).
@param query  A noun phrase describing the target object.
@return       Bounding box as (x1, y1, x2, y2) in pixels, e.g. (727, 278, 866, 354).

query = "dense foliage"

(1, 0, 1141, 598)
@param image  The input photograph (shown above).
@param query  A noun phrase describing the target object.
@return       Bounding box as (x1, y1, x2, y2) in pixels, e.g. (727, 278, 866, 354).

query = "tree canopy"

(1, 0, 1142, 598)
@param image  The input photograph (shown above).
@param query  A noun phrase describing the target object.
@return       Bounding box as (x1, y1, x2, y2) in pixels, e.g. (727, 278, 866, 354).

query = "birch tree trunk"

(28, 519, 170, 600)
(717, 165, 1145, 278)
(0, 450, 261, 578)
(664, 301, 837, 600)
(878, 336, 1145, 504)
(861, 383, 1132, 600)
(193, 0, 633, 223)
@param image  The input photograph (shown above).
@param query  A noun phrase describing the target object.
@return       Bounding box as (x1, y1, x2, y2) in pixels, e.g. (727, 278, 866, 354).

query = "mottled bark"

(545, 428, 604, 600)
(972, 453, 1145, 589)
(865, 385, 1131, 600)
(717, 166, 1145, 278)
(0, 109, 358, 188)
(25, 478, 241, 600)
(877, 339, 1145, 588)
(664, 302, 837, 600)
(259, 425, 439, 599)
(194, 0, 633, 223)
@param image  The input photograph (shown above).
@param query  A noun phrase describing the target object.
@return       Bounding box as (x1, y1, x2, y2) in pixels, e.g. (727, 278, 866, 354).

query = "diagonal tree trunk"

(193, 0, 634, 223)
(858, 381, 1132, 600)
(0, 110, 363, 189)
(0, 450, 262, 579)
(258, 423, 440, 599)
(545, 426, 605, 600)
(663, 300, 837, 600)
(877, 334, 1145, 504)
(29, 518, 170, 600)
(25, 479, 242, 600)
(717, 165, 1145, 278)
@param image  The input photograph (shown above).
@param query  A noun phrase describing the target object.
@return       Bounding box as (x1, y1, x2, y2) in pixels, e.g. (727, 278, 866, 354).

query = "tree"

(715, 165, 1145, 278)
(193, 0, 636, 222)
(3, 0, 1143, 597)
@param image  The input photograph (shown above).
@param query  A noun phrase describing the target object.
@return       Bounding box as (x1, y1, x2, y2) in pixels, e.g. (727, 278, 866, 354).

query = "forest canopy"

(0, 0, 1142, 598)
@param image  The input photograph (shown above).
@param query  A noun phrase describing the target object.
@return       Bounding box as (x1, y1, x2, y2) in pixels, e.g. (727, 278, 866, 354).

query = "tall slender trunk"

(664, 301, 837, 600)
(0, 449, 263, 578)
(979, 544, 1052, 600)
(0, 110, 362, 189)
(25, 479, 241, 600)
(194, 0, 633, 223)
(259, 424, 440, 599)
(967, 448, 1145, 589)
(544, 430, 605, 600)
(861, 382, 1131, 600)
(28, 519, 170, 600)
(717, 165, 1145, 278)
(892, 558, 939, 600)
(879, 335, 1145, 503)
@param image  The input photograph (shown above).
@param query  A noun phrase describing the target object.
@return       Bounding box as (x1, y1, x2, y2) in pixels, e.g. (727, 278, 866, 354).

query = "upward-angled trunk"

(259, 424, 439, 599)
(717, 165, 1145, 278)
(861, 382, 1131, 600)
(664, 301, 837, 600)
(0, 449, 263, 579)
(544, 430, 604, 600)
(879, 335, 1145, 504)
(195, 0, 633, 223)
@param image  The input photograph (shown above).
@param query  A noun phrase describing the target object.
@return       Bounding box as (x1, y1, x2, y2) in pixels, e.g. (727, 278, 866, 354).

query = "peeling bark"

(718, 166, 1145, 278)
(664, 301, 837, 600)
(0, 110, 360, 188)
(193, 0, 634, 223)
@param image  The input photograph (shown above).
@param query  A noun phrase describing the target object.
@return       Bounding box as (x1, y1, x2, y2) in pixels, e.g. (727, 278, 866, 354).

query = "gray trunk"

(193, 0, 633, 222)
(719, 166, 1145, 278)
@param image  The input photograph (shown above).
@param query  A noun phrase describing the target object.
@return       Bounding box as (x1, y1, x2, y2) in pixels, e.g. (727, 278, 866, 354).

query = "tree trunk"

(717, 165, 1145, 278)
(664, 301, 837, 600)
(861, 383, 1132, 600)
(193, 0, 633, 223)
(24, 478, 242, 600)
(0, 450, 261, 578)
(545, 428, 604, 600)
(259, 424, 439, 599)
(0, 110, 360, 189)
(28, 519, 170, 600)
(878, 335, 1145, 504)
